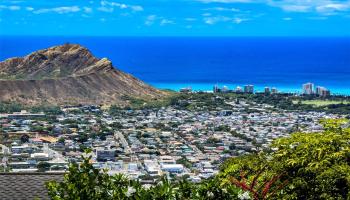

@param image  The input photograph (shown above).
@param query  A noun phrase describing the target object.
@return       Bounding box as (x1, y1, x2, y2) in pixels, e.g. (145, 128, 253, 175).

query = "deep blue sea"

(1, 37, 350, 94)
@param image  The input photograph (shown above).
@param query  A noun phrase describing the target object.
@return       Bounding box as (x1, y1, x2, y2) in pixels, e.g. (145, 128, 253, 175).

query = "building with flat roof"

(96, 149, 116, 162)
(271, 87, 278, 94)
(6, 110, 45, 120)
(180, 87, 192, 93)
(213, 84, 220, 93)
(160, 164, 184, 174)
(316, 86, 331, 97)
(303, 83, 314, 95)
(244, 85, 254, 94)
(264, 87, 270, 94)
(235, 86, 243, 93)
(222, 86, 229, 93)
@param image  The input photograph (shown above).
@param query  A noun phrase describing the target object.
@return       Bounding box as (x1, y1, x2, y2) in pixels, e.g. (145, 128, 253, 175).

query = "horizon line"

(1, 35, 350, 38)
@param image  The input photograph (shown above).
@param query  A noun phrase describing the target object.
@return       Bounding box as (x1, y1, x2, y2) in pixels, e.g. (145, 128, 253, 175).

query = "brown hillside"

(0, 44, 165, 105)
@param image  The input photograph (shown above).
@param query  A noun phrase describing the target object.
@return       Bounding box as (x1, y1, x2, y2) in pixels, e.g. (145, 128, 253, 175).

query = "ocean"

(1, 36, 350, 94)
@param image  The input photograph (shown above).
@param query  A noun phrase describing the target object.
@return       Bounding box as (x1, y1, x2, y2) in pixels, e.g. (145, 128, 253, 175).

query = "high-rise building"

(264, 87, 270, 94)
(303, 83, 314, 95)
(244, 85, 254, 94)
(235, 86, 243, 93)
(271, 87, 278, 94)
(316, 86, 322, 95)
(322, 89, 331, 97)
(316, 86, 330, 97)
(222, 86, 229, 93)
(213, 84, 220, 93)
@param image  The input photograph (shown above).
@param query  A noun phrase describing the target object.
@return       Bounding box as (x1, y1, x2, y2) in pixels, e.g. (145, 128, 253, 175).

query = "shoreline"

(150, 82, 350, 96)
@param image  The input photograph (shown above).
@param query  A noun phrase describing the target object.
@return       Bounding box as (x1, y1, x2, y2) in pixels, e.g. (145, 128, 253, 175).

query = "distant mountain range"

(0, 44, 165, 105)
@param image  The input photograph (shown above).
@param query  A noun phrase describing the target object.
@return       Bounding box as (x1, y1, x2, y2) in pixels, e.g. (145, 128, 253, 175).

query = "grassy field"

(293, 100, 350, 107)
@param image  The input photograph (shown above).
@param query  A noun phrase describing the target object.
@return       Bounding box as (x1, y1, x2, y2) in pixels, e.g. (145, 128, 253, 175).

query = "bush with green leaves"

(271, 119, 350, 199)
(46, 150, 239, 200)
(221, 119, 350, 199)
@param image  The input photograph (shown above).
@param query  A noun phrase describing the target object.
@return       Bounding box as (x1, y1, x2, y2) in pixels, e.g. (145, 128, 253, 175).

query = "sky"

(0, 0, 350, 36)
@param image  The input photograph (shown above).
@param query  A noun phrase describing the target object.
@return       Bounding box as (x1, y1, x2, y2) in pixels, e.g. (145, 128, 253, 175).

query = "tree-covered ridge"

(46, 119, 350, 200)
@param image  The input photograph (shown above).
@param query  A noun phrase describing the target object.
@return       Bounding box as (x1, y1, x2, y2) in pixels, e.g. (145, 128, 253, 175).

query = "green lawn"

(293, 100, 350, 107)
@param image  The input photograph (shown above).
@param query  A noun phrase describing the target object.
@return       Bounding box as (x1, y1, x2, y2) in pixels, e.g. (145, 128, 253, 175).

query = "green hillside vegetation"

(0, 101, 62, 115)
(46, 119, 350, 200)
(2, 92, 350, 115)
(293, 100, 350, 107)
(111, 93, 350, 115)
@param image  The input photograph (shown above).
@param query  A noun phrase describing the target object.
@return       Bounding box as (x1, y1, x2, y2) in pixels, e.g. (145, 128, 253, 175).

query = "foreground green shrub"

(271, 119, 350, 199)
(46, 151, 239, 200)
(221, 119, 350, 200)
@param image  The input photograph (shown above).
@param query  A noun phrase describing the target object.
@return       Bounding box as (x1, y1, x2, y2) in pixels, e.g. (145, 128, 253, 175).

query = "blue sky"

(1, 0, 350, 36)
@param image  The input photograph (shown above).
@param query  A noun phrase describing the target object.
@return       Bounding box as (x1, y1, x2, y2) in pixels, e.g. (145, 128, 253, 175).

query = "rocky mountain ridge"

(0, 44, 165, 105)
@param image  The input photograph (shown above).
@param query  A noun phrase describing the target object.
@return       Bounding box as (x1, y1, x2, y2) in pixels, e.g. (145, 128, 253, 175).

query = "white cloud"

(0, 5, 21, 11)
(198, 0, 253, 3)
(26, 7, 34, 11)
(99, 1, 143, 13)
(204, 18, 215, 24)
(204, 15, 249, 24)
(7, 1, 23, 4)
(145, 15, 175, 26)
(83, 7, 93, 13)
(9, 5, 20, 10)
(145, 15, 157, 26)
(98, 6, 113, 12)
(233, 17, 248, 23)
(160, 19, 175, 25)
(33, 6, 80, 14)
(280, 5, 310, 12)
(198, 0, 350, 15)
(204, 7, 240, 12)
(316, 3, 350, 14)
(204, 15, 230, 24)
(131, 5, 143, 11)
(268, 0, 350, 14)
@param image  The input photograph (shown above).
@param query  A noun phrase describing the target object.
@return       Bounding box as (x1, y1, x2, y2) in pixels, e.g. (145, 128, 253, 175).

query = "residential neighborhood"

(0, 96, 342, 184)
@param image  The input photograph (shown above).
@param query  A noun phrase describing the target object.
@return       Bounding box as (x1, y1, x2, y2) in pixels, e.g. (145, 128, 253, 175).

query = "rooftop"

(0, 173, 64, 200)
